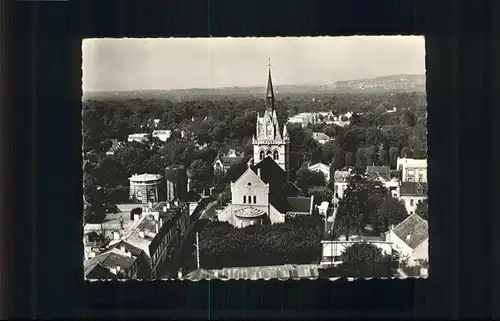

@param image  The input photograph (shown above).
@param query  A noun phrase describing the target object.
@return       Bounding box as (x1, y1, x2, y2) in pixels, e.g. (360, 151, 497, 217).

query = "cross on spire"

(268, 57, 272, 68)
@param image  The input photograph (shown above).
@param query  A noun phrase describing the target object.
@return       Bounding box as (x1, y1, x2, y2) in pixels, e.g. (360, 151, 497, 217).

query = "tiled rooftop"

(392, 213, 428, 249)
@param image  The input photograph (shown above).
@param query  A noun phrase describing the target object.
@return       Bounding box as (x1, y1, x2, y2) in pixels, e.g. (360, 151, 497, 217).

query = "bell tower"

(252, 59, 290, 176)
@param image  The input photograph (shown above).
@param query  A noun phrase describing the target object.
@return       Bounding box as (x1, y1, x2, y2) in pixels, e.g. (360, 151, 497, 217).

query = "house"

(399, 182, 428, 215)
(127, 133, 148, 143)
(212, 149, 245, 174)
(333, 168, 352, 199)
(84, 247, 147, 279)
(151, 130, 172, 142)
(312, 132, 331, 144)
(385, 213, 428, 266)
(366, 165, 399, 197)
(83, 231, 110, 260)
(107, 201, 190, 278)
(308, 163, 331, 183)
(320, 240, 393, 267)
(397, 157, 427, 183)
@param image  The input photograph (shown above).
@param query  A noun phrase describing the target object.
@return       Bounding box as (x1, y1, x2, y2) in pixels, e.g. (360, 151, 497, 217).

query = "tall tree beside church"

(365, 146, 378, 166)
(296, 167, 325, 191)
(378, 145, 389, 166)
(400, 146, 412, 158)
(389, 147, 399, 168)
(345, 151, 355, 167)
(355, 148, 367, 169)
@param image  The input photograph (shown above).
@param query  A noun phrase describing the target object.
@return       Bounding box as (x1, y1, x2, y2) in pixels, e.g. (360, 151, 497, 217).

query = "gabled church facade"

(216, 63, 313, 228)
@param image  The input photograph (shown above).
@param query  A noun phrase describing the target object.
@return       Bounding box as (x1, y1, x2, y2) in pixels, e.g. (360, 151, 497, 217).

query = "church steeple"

(266, 58, 275, 110)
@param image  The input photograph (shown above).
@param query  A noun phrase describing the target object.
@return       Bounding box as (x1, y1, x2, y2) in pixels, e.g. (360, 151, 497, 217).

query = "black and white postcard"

(82, 36, 428, 281)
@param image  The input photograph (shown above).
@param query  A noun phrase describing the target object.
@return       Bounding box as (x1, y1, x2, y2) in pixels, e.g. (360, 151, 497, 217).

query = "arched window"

(248, 195, 252, 204)
(266, 150, 272, 158)
(253, 196, 257, 203)
(259, 150, 265, 160)
(273, 150, 279, 160)
(243, 195, 246, 203)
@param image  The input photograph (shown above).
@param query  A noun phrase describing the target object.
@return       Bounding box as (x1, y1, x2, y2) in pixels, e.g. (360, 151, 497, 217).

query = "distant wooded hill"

(83, 74, 426, 101)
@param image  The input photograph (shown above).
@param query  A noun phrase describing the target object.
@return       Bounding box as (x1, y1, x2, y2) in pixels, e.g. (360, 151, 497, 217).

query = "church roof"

(234, 207, 267, 218)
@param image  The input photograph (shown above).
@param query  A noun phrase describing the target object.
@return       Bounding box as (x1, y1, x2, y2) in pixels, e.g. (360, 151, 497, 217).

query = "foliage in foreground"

(319, 242, 398, 278)
(199, 215, 323, 268)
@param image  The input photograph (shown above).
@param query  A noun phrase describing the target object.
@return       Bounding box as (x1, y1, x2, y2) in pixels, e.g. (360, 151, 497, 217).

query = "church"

(217, 64, 315, 228)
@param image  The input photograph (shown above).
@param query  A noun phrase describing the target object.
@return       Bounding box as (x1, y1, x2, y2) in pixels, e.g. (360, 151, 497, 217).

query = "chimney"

(389, 224, 394, 231)
(139, 230, 145, 238)
(174, 200, 179, 206)
(116, 266, 121, 272)
(110, 267, 117, 274)
(163, 206, 167, 212)
(159, 217, 163, 227)
(134, 214, 140, 221)
(155, 222, 159, 234)
(257, 168, 261, 178)
(167, 203, 171, 209)
(113, 231, 120, 240)
(120, 245, 126, 253)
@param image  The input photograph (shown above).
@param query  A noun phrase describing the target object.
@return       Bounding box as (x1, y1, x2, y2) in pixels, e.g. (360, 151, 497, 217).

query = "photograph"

(82, 36, 428, 281)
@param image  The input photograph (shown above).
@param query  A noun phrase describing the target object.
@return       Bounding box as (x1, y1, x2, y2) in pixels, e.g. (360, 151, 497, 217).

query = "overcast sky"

(82, 36, 425, 92)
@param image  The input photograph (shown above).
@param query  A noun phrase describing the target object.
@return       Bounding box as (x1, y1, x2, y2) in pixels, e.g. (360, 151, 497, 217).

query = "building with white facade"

(385, 213, 428, 266)
(399, 182, 428, 215)
(128, 133, 148, 143)
(312, 132, 332, 144)
(397, 157, 427, 183)
(333, 168, 352, 199)
(308, 162, 331, 183)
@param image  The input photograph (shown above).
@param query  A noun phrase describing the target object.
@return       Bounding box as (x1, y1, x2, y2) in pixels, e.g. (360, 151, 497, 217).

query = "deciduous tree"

(415, 198, 428, 220)
(296, 167, 326, 191)
(307, 186, 334, 205)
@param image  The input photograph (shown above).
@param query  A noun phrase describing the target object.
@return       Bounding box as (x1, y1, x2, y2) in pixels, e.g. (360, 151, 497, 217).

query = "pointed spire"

(266, 58, 275, 110)
(283, 124, 289, 140)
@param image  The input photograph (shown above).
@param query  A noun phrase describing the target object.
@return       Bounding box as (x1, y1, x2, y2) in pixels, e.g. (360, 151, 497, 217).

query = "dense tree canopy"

(334, 173, 388, 238)
(82, 92, 427, 222)
(296, 167, 326, 191)
(307, 186, 334, 205)
(199, 216, 323, 268)
(321, 242, 398, 278)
